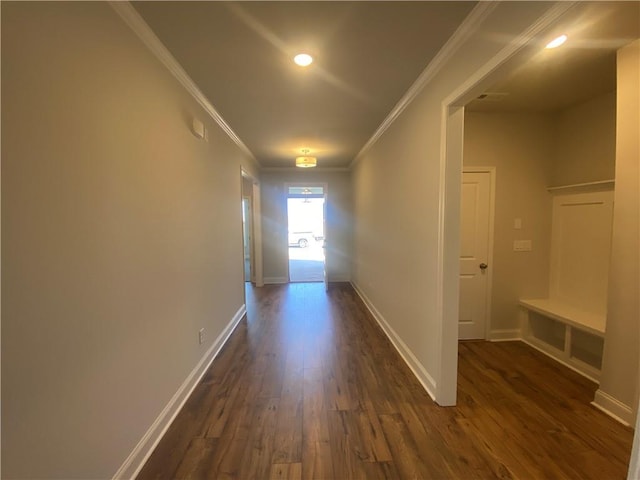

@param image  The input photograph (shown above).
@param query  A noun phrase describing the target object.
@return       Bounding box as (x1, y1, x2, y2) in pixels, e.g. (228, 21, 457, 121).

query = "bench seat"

(519, 298, 606, 337)
(519, 298, 606, 382)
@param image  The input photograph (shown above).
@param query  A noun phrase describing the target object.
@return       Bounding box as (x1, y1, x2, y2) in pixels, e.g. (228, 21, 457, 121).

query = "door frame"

(284, 182, 328, 286)
(241, 169, 263, 287)
(461, 167, 496, 341)
(241, 195, 254, 283)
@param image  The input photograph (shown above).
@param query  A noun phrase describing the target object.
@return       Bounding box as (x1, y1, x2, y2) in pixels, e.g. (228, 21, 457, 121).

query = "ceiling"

(467, 1, 640, 113)
(133, 1, 639, 169)
(133, 1, 476, 168)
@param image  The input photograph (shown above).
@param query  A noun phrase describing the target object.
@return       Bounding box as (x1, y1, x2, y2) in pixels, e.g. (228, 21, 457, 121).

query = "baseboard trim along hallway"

(350, 281, 438, 401)
(592, 389, 634, 427)
(113, 304, 247, 480)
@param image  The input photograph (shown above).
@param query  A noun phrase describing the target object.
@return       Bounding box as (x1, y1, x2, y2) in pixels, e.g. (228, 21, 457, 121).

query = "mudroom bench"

(519, 298, 605, 381)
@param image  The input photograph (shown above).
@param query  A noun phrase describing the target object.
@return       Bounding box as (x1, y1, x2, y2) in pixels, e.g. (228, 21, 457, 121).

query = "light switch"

(513, 240, 532, 251)
(514, 218, 522, 229)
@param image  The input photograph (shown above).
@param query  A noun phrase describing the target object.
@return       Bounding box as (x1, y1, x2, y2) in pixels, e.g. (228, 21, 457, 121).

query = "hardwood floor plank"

(138, 283, 633, 480)
(416, 405, 510, 479)
(301, 367, 334, 480)
(326, 410, 370, 479)
(269, 463, 302, 480)
(353, 400, 393, 463)
(379, 412, 444, 479)
(361, 460, 402, 480)
(324, 362, 356, 411)
(237, 397, 280, 479)
(272, 378, 303, 464)
(172, 438, 218, 480)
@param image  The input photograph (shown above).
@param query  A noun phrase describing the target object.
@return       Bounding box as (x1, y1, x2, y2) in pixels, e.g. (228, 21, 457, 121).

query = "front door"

(459, 170, 493, 339)
(286, 185, 326, 283)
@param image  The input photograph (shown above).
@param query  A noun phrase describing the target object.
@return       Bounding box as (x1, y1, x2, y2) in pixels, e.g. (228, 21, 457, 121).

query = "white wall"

(552, 91, 617, 186)
(351, 1, 558, 403)
(261, 170, 352, 283)
(597, 39, 640, 425)
(463, 112, 554, 335)
(2, 3, 254, 478)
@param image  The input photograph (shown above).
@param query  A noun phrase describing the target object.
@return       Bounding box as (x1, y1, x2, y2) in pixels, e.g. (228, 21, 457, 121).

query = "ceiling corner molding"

(109, 1, 258, 167)
(349, 2, 498, 170)
(442, 1, 577, 109)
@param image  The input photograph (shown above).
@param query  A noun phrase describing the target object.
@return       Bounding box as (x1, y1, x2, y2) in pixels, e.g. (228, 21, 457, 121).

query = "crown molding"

(442, 2, 577, 110)
(109, 2, 258, 168)
(350, 2, 498, 170)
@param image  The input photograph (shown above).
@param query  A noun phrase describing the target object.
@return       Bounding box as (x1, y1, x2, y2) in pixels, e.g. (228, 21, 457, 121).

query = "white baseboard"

(263, 276, 352, 284)
(592, 389, 633, 427)
(263, 276, 288, 284)
(113, 304, 247, 480)
(488, 329, 521, 341)
(350, 282, 437, 400)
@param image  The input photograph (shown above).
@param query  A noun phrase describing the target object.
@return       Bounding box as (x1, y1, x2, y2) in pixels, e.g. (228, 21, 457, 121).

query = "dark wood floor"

(138, 283, 633, 479)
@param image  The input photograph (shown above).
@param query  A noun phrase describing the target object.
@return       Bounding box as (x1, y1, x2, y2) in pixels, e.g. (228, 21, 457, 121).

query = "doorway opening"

(241, 196, 252, 282)
(241, 171, 262, 287)
(287, 185, 325, 283)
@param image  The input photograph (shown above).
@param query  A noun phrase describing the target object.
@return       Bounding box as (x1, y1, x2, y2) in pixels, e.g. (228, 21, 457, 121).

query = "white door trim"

(241, 169, 263, 287)
(436, 2, 577, 406)
(462, 167, 496, 341)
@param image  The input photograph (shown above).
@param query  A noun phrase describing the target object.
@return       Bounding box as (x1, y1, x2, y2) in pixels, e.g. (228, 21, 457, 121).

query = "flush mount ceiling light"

(295, 149, 317, 168)
(546, 34, 568, 49)
(293, 53, 313, 67)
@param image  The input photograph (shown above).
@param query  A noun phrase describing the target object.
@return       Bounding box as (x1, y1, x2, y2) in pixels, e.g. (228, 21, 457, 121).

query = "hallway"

(138, 283, 633, 479)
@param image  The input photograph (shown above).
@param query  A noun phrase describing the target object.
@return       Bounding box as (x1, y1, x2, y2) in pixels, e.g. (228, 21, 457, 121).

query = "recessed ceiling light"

(294, 53, 313, 67)
(546, 34, 568, 49)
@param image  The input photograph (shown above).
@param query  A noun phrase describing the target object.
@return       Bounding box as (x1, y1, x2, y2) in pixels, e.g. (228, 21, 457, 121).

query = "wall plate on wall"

(513, 240, 532, 251)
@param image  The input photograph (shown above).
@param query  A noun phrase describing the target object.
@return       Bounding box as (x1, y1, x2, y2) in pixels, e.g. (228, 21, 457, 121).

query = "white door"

(459, 170, 493, 339)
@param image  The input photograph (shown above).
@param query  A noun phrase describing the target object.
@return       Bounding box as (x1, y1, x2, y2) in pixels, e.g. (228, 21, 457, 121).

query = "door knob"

(479, 263, 488, 270)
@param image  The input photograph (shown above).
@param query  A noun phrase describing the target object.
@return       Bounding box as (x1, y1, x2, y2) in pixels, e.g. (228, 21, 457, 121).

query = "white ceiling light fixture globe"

(294, 53, 313, 67)
(295, 149, 317, 168)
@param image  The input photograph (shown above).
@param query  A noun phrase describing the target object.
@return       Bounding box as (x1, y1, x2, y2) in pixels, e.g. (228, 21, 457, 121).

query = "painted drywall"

(351, 1, 558, 402)
(261, 170, 352, 283)
(2, 3, 253, 478)
(598, 39, 640, 423)
(463, 112, 554, 334)
(551, 91, 616, 186)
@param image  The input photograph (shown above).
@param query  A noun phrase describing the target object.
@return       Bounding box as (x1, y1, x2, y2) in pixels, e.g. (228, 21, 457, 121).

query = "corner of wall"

(350, 282, 437, 400)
